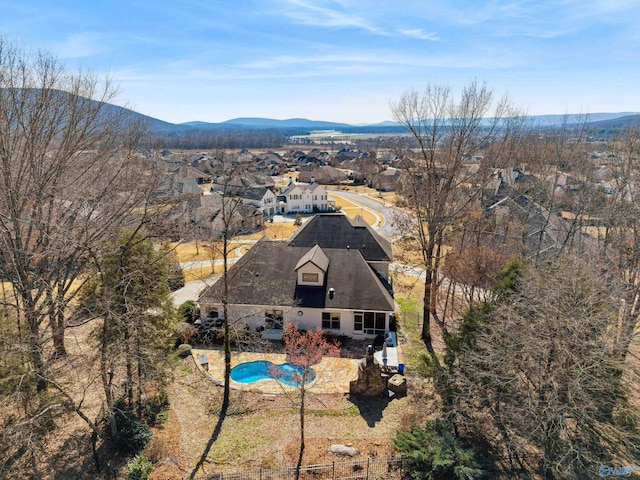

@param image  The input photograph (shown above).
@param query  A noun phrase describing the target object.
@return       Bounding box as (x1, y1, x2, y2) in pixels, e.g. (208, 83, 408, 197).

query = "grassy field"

(237, 221, 299, 241)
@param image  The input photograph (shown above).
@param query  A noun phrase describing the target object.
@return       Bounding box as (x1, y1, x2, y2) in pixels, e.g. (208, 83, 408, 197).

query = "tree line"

(0, 37, 183, 477)
(392, 81, 640, 479)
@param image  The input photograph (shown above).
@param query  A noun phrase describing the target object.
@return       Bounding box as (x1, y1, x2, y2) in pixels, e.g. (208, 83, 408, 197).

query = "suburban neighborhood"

(3, 5, 640, 478)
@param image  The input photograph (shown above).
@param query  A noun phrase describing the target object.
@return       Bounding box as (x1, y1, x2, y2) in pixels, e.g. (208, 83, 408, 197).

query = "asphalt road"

(329, 190, 406, 239)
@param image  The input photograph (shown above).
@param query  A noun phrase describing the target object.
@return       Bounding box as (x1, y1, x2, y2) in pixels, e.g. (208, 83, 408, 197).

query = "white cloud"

(50, 32, 108, 59)
(278, 0, 386, 34)
(398, 29, 439, 41)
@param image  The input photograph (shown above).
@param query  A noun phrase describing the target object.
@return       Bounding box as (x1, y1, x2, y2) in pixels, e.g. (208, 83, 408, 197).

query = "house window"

(265, 309, 283, 329)
(360, 311, 386, 335)
(354, 312, 363, 332)
(207, 309, 219, 319)
(322, 312, 340, 330)
(302, 272, 318, 282)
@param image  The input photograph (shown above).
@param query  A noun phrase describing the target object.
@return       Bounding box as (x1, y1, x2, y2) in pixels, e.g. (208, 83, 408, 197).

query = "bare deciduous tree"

(450, 256, 640, 478)
(391, 80, 524, 341)
(272, 325, 340, 480)
(0, 38, 156, 393)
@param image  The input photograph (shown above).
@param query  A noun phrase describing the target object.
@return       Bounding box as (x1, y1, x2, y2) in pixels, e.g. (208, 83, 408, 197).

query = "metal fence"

(191, 455, 406, 480)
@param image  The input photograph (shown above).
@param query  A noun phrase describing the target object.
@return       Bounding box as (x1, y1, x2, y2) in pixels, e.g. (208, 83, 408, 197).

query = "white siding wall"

(285, 185, 329, 213)
(199, 303, 391, 339)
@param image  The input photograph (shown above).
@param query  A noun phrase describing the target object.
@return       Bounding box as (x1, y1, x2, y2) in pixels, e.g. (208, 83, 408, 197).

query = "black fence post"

(332, 461, 335, 480)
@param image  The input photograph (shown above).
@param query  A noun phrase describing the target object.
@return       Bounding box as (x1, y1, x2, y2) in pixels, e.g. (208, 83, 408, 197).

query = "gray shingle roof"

(198, 239, 394, 312)
(288, 214, 392, 263)
(241, 187, 270, 201)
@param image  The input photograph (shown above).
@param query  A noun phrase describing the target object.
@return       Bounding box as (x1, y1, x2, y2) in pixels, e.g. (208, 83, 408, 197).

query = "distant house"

(278, 177, 334, 214)
(198, 213, 395, 339)
(298, 165, 348, 185)
(240, 187, 278, 216)
(179, 162, 211, 185)
(188, 193, 263, 236)
(371, 167, 403, 191)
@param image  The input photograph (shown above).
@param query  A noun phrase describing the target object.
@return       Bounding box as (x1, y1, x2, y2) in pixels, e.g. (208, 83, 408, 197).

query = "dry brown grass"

(330, 194, 380, 226)
(238, 222, 299, 241)
(183, 265, 219, 282)
(170, 357, 422, 477)
(147, 408, 186, 480)
(168, 241, 247, 263)
(393, 237, 424, 267)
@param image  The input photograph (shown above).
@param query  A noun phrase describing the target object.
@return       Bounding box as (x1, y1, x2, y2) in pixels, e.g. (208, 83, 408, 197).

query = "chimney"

(288, 176, 293, 185)
(310, 176, 315, 184)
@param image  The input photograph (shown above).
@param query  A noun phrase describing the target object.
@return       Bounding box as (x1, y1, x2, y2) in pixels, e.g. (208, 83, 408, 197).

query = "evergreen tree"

(81, 229, 177, 437)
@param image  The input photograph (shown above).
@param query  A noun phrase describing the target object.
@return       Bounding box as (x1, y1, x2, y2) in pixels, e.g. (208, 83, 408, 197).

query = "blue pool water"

(230, 360, 316, 386)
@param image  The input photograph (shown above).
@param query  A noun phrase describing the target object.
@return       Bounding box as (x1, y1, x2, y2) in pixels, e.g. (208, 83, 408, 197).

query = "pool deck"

(191, 348, 363, 394)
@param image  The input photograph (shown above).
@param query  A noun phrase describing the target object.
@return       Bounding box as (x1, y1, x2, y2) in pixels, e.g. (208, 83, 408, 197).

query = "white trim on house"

(280, 180, 332, 213)
(196, 302, 391, 339)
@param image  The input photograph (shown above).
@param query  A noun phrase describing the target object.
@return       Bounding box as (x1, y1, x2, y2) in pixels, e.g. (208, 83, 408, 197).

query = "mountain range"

(85, 93, 638, 135)
(146, 112, 640, 135)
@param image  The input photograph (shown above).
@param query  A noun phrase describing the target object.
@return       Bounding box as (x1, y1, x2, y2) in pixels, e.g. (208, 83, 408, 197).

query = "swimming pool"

(230, 360, 316, 386)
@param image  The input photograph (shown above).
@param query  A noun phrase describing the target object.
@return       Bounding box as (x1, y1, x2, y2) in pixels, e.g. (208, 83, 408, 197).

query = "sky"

(1, 0, 640, 125)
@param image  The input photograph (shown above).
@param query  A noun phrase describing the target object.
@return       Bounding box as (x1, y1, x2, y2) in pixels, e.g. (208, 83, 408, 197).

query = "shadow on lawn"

(188, 396, 228, 479)
(348, 395, 395, 428)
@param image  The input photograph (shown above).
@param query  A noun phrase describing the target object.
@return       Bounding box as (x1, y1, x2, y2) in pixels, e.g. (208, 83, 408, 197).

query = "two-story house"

(240, 187, 278, 216)
(278, 177, 334, 214)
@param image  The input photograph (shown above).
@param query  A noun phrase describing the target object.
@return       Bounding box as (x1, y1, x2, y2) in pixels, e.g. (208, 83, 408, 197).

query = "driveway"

(171, 276, 218, 307)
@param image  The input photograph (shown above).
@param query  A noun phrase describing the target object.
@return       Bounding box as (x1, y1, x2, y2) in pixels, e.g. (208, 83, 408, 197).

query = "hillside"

(20, 91, 638, 137)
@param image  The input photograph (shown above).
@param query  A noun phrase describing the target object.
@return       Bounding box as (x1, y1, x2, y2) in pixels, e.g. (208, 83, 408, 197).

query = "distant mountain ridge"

(181, 117, 352, 129)
(32, 90, 636, 135)
(585, 114, 640, 130)
(176, 112, 640, 132)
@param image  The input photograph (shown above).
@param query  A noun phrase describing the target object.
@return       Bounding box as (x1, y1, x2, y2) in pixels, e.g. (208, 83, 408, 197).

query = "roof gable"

(295, 244, 329, 272)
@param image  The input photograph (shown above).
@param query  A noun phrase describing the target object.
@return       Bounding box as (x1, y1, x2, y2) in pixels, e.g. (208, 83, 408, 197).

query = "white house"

(278, 177, 334, 214)
(197, 214, 395, 340)
(241, 187, 278, 216)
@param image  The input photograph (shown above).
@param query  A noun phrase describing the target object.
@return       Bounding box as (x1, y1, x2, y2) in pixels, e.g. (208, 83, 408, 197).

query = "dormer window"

(295, 245, 329, 286)
(302, 272, 319, 282)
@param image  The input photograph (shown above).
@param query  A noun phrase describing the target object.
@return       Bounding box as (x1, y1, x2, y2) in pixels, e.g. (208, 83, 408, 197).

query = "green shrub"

(178, 300, 199, 323)
(446, 302, 493, 353)
(127, 454, 153, 480)
(394, 420, 490, 480)
(177, 344, 192, 357)
(389, 314, 397, 332)
(112, 403, 152, 454)
(142, 392, 170, 426)
(414, 352, 434, 378)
